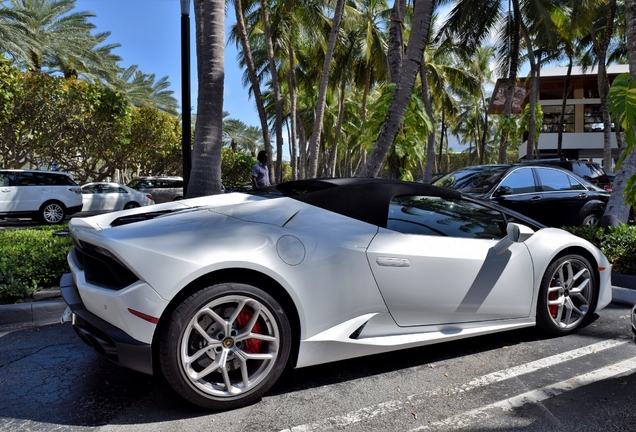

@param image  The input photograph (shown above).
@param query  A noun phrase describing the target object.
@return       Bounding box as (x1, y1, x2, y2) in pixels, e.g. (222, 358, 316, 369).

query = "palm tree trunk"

(307, 0, 346, 178)
(420, 61, 436, 183)
(521, 22, 538, 160)
(287, 43, 299, 180)
(498, 0, 521, 164)
(261, 0, 284, 184)
(189, 0, 224, 197)
(359, 0, 435, 178)
(557, 58, 573, 158)
(590, 0, 617, 172)
(601, 0, 636, 226)
(233, 0, 273, 176)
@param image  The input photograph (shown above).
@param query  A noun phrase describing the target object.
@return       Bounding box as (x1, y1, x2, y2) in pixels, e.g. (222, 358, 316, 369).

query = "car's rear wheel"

(581, 213, 601, 226)
(123, 202, 139, 210)
(536, 255, 597, 335)
(160, 283, 291, 410)
(39, 201, 66, 224)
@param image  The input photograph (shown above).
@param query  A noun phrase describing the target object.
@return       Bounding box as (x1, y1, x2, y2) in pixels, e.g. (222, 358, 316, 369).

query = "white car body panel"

(64, 184, 613, 373)
(367, 230, 534, 326)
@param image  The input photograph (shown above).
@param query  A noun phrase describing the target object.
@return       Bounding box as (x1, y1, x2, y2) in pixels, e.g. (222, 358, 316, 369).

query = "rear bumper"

(67, 204, 83, 215)
(60, 273, 154, 375)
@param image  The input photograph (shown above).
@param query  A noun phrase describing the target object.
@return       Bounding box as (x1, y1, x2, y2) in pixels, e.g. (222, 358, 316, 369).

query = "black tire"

(536, 254, 597, 336)
(123, 202, 140, 210)
(580, 213, 601, 226)
(39, 201, 66, 225)
(159, 283, 291, 410)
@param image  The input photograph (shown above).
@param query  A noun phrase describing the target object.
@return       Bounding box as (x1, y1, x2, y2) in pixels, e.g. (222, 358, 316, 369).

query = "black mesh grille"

(72, 239, 139, 290)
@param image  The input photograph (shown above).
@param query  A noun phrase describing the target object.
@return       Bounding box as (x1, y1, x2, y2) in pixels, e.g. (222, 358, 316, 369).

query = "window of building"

(584, 104, 605, 132)
(541, 105, 575, 133)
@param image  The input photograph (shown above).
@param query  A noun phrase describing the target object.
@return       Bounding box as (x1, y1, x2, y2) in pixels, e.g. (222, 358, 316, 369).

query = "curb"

(0, 299, 66, 329)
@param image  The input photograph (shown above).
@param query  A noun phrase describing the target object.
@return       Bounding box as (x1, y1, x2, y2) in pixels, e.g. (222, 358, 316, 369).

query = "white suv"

(0, 169, 83, 224)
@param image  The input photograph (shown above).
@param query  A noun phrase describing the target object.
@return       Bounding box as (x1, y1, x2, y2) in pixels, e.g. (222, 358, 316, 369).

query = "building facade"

(489, 64, 629, 166)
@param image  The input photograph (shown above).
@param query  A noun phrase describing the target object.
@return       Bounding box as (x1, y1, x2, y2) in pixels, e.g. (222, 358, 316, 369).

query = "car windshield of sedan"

(433, 166, 509, 194)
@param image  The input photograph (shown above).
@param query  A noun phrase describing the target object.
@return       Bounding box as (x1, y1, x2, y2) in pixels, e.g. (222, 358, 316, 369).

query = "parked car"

(127, 176, 183, 203)
(79, 182, 154, 215)
(522, 159, 612, 190)
(0, 169, 82, 224)
(433, 164, 609, 227)
(60, 177, 612, 410)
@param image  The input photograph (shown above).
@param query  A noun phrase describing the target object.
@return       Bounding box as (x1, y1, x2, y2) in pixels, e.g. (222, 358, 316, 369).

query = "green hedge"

(563, 225, 636, 275)
(0, 225, 72, 302)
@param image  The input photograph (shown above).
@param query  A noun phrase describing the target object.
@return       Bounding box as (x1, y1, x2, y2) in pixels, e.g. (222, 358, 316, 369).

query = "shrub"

(563, 225, 636, 275)
(0, 225, 72, 302)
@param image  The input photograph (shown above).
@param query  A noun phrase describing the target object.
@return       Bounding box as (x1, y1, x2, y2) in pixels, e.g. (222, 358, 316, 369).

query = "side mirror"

(494, 185, 513, 197)
(492, 223, 534, 255)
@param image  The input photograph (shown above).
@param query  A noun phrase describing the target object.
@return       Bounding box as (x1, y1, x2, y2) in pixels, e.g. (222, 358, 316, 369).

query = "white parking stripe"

(454, 338, 628, 394)
(279, 339, 629, 432)
(410, 356, 636, 431)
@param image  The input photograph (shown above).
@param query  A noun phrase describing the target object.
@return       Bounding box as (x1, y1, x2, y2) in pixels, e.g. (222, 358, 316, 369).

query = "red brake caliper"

(236, 308, 263, 353)
(548, 281, 558, 318)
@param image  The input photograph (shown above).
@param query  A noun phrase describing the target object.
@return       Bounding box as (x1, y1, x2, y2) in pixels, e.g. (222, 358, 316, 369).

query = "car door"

(98, 184, 128, 211)
(489, 167, 544, 223)
(15, 171, 50, 211)
(0, 171, 19, 212)
(366, 195, 535, 327)
(81, 184, 102, 212)
(534, 167, 588, 226)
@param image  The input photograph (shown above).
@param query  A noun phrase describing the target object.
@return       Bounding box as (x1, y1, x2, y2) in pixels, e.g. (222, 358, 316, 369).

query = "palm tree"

(0, 3, 35, 63)
(188, 0, 225, 197)
(5, 0, 97, 73)
(116, 65, 178, 115)
(44, 30, 121, 81)
(359, 0, 435, 177)
(307, 0, 347, 178)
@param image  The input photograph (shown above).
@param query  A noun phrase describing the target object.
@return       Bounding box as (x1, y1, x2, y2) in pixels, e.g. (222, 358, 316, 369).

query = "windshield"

(433, 166, 510, 194)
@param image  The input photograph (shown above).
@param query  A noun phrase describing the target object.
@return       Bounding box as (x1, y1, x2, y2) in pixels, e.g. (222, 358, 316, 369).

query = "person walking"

(252, 150, 271, 189)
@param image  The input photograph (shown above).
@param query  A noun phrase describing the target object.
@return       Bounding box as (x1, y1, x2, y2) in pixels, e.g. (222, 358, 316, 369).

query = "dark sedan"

(433, 164, 609, 227)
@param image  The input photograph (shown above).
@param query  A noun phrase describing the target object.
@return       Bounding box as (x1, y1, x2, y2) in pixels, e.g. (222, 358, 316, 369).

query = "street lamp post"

(180, 0, 192, 196)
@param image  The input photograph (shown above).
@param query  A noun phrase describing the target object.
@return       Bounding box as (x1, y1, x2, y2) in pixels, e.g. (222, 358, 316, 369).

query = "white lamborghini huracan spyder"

(61, 178, 612, 409)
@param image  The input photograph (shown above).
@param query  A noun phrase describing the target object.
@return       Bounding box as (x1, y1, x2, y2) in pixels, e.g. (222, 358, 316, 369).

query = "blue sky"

(75, 0, 259, 128)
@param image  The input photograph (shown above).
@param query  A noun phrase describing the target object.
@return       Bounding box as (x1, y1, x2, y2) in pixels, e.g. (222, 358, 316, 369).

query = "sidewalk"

(1, 274, 635, 330)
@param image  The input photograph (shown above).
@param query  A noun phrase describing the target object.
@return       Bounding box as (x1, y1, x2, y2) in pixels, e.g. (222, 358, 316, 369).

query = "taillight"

(146, 194, 154, 201)
(70, 188, 81, 194)
(604, 185, 612, 191)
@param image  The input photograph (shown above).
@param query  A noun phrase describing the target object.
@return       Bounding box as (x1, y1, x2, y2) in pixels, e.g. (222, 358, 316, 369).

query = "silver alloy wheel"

(42, 203, 64, 224)
(545, 258, 592, 330)
(582, 213, 600, 226)
(179, 295, 281, 398)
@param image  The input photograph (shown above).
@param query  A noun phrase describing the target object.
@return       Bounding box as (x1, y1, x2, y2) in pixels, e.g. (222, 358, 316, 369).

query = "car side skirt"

(295, 312, 535, 368)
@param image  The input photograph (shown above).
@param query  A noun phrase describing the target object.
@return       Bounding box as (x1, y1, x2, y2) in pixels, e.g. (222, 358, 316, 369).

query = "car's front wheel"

(39, 201, 66, 224)
(160, 283, 291, 410)
(536, 255, 597, 335)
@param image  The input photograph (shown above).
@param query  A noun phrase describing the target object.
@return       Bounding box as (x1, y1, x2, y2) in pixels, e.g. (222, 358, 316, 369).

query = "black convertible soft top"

(255, 178, 464, 228)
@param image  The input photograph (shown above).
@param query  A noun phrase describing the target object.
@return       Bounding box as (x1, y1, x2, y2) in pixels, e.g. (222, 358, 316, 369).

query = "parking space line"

(410, 356, 636, 431)
(279, 338, 629, 432)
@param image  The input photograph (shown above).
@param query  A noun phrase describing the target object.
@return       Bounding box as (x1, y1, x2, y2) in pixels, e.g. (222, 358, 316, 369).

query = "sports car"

(60, 178, 612, 410)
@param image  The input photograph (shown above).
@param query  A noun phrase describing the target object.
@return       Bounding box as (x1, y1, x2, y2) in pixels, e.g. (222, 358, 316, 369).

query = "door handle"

(530, 196, 541, 203)
(376, 257, 411, 267)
